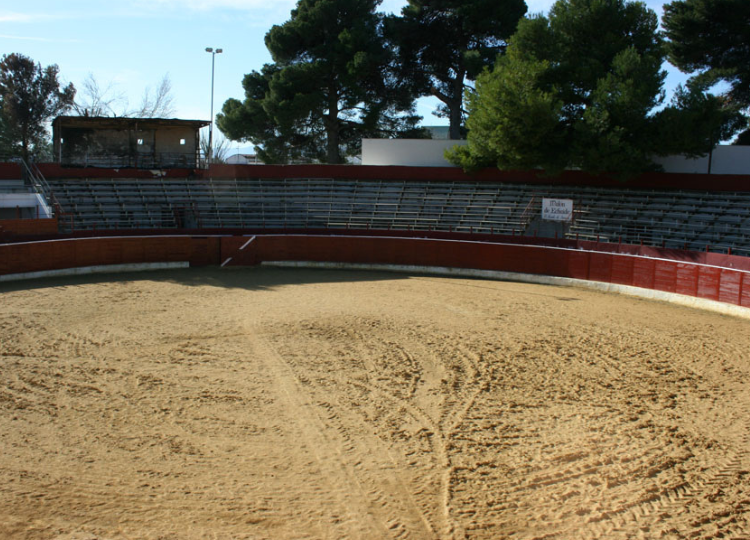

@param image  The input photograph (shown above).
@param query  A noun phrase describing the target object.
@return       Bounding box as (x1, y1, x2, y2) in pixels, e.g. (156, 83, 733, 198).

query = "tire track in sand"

(248, 323, 437, 539)
(344, 323, 491, 539)
(581, 386, 750, 540)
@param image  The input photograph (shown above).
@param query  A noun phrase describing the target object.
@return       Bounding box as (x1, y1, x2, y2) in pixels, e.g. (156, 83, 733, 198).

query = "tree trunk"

(448, 98, 463, 140)
(20, 128, 30, 163)
(327, 121, 340, 163)
(326, 90, 341, 164)
(448, 69, 465, 140)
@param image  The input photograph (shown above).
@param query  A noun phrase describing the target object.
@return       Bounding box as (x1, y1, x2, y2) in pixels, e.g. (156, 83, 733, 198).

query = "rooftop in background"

(52, 117, 210, 169)
(53, 117, 211, 130)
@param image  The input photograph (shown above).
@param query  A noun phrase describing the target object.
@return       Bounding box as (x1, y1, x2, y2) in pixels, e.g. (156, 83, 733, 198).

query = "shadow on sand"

(0, 265, 411, 294)
(0, 265, 584, 303)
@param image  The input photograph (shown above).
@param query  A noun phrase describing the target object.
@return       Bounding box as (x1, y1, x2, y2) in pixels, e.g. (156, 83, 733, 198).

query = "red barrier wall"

(0, 236, 214, 276)
(222, 234, 750, 309)
(0, 218, 59, 237)
(2, 234, 749, 311)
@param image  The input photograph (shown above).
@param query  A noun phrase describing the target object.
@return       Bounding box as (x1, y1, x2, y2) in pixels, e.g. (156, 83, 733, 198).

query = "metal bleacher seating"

(44, 176, 750, 257)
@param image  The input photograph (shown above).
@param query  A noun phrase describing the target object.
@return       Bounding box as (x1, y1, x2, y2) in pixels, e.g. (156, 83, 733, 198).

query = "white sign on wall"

(542, 198, 574, 222)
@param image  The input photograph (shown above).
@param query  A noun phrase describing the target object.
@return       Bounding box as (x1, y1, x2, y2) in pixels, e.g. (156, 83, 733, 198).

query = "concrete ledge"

(0, 262, 190, 283)
(263, 261, 750, 320)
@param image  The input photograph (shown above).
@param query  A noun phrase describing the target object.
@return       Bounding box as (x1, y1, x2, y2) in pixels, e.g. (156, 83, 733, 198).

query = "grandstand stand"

(43, 175, 750, 257)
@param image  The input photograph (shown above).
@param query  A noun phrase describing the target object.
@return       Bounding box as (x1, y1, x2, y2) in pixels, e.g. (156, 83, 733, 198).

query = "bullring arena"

(1, 262, 750, 540)
(1, 163, 750, 539)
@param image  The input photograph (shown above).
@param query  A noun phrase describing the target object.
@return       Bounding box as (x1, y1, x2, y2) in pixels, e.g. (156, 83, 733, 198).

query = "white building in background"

(361, 138, 467, 167)
(225, 153, 261, 165)
(653, 146, 750, 175)
(361, 138, 750, 174)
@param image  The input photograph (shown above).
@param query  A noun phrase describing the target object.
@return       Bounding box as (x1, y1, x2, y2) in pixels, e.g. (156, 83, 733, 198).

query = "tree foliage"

(73, 73, 128, 117)
(133, 74, 176, 118)
(662, 0, 750, 138)
(0, 53, 75, 162)
(200, 131, 231, 164)
(448, 0, 744, 175)
(386, 0, 527, 140)
(656, 79, 746, 154)
(0, 110, 16, 158)
(218, 0, 423, 164)
(74, 73, 176, 118)
(448, 50, 565, 172)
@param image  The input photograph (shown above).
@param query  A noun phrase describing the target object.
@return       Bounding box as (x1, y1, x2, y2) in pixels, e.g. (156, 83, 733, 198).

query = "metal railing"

(18, 159, 65, 218)
(518, 195, 539, 233)
(59, 151, 204, 169)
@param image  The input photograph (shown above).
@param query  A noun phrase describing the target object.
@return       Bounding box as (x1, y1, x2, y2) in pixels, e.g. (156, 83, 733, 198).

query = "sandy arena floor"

(1, 266, 749, 540)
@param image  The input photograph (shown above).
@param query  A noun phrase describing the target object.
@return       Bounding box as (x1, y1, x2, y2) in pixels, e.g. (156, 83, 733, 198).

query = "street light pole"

(205, 47, 223, 166)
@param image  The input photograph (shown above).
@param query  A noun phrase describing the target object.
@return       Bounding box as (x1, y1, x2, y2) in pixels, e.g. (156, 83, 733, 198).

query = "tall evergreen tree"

(0, 53, 75, 162)
(218, 0, 422, 164)
(386, 0, 527, 140)
(662, 0, 750, 140)
(448, 0, 743, 175)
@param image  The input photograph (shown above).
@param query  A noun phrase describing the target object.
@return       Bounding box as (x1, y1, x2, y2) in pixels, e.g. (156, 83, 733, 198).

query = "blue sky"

(2, 0, 684, 151)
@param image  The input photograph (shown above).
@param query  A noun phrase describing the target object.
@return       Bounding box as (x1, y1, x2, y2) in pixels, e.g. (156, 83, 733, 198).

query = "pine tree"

(218, 0, 422, 164)
(386, 0, 527, 140)
(448, 0, 744, 175)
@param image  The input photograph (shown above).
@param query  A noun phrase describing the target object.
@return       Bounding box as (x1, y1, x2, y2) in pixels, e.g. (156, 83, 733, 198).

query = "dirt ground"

(1, 266, 749, 540)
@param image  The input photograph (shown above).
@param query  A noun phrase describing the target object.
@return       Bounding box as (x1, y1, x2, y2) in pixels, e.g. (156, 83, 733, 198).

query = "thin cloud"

(0, 34, 82, 43)
(124, 0, 299, 28)
(0, 11, 86, 24)
(136, 0, 296, 11)
(0, 13, 38, 23)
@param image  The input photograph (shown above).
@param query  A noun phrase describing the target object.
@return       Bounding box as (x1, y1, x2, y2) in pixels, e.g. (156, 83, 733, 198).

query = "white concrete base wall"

(0, 192, 52, 218)
(0, 193, 39, 209)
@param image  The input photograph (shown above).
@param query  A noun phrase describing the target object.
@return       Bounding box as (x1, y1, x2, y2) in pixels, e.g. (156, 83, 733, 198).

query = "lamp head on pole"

(205, 47, 213, 53)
